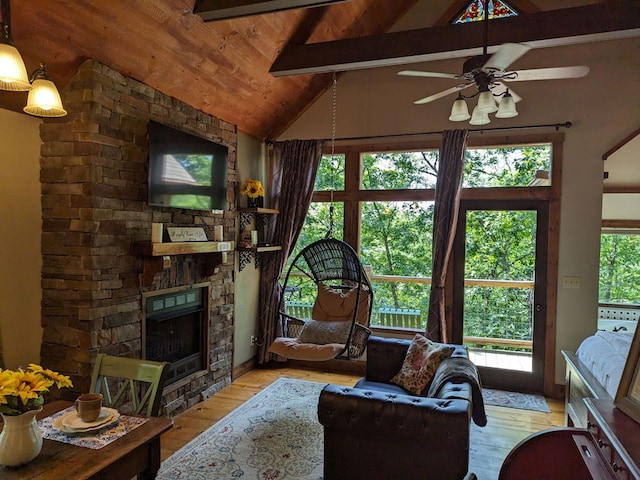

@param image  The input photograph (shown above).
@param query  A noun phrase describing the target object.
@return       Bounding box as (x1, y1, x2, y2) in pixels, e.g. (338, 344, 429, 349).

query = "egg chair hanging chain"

(325, 71, 338, 239)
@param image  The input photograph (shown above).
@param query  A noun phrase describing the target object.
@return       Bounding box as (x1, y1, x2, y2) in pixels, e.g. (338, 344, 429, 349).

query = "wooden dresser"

(499, 398, 640, 479)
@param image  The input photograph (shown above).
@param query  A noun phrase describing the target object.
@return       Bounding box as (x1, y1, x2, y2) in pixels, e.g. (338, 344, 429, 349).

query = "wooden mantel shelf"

(134, 241, 235, 285)
(135, 241, 235, 256)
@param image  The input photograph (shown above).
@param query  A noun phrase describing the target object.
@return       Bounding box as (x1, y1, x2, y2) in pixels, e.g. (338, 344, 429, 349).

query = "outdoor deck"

(469, 348, 532, 372)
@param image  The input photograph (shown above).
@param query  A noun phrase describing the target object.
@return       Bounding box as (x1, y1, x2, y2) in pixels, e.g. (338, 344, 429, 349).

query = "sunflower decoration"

(0, 364, 73, 415)
(240, 179, 265, 198)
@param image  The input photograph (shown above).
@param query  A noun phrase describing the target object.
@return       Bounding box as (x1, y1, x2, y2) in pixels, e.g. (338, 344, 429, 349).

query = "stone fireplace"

(38, 60, 237, 416)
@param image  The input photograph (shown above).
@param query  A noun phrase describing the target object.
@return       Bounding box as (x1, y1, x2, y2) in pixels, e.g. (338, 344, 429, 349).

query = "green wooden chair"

(89, 354, 169, 417)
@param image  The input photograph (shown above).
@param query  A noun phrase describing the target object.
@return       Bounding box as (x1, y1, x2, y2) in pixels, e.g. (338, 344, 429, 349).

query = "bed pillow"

(390, 333, 455, 395)
(312, 283, 370, 324)
(297, 319, 352, 345)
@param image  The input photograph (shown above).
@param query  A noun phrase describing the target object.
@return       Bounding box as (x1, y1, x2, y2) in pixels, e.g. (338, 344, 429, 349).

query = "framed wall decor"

(614, 325, 640, 424)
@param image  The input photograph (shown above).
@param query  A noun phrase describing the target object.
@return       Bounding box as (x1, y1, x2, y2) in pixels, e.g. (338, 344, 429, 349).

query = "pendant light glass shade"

(23, 64, 67, 117)
(0, 41, 30, 91)
(495, 91, 518, 118)
(449, 95, 470, 121)
(476, 90, 498, 113)
(469, 106, 490, 126)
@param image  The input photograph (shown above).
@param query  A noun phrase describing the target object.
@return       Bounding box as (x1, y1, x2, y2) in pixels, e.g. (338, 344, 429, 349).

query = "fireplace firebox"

(144, 287, 206, 385)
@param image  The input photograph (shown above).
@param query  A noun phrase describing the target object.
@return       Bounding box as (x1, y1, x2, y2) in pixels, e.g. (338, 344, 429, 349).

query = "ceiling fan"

(398, 1, 589, 125)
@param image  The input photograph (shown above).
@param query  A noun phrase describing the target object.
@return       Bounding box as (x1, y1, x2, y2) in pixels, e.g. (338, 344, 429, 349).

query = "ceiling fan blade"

(504, 66, 590, 82)
(483, 43, 531, 72)
(414, 84, 472, 105)
(492, 82, 522, 103)
(398, 70, 459, 79)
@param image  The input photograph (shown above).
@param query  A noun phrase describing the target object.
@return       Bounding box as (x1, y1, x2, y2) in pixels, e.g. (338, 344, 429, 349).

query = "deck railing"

(284, 272, 534, 351)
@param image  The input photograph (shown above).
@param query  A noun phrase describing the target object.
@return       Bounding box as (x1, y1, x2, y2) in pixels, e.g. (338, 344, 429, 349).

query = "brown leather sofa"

(317, 336, 485, 480)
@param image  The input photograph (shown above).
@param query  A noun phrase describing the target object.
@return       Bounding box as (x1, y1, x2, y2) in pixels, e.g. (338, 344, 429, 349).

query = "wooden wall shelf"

(237, 245, 282, 253)
(238, 207, 279, 215)
(237, 208, 281, 271)
(134, 241, 235, 285)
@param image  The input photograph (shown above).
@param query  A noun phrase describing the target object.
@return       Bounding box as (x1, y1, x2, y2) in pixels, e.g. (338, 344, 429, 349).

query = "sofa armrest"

(318, 384, 471, 440)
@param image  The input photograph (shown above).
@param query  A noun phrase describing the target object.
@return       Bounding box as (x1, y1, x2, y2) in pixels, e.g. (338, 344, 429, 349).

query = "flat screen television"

(147, 121, 228, 211)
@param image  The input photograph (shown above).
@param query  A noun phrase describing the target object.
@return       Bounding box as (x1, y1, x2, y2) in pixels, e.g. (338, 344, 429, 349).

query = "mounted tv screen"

(147, 121, 228, 211)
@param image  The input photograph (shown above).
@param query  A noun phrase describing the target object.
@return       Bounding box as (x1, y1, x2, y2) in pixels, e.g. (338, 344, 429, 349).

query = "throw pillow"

(312, 283, 370, 324)
(297, 319, 352, 345)
(390, 333, 455, 395)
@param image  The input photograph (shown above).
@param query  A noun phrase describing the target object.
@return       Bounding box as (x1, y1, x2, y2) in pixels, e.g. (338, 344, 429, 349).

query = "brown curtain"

(257, 139, 325, 364)
(425, 129, 468, 343)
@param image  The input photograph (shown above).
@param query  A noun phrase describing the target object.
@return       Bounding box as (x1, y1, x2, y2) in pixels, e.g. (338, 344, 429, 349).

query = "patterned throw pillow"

(390, 333, 455, 395)
(297, 319, 352, 345)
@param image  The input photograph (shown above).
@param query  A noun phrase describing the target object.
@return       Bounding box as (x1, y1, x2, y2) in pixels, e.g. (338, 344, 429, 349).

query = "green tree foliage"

(599, 234, 640, 304)
(291, 145, 638, 346)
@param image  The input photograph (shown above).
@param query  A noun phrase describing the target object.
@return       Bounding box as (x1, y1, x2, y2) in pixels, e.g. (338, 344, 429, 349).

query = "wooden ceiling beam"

(270, 1, 640, 76)
(193, 0, 350, 21)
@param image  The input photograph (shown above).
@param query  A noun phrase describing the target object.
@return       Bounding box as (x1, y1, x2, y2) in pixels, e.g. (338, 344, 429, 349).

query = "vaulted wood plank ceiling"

(2, 0, 639, 139)
(3, 0, 418, 139)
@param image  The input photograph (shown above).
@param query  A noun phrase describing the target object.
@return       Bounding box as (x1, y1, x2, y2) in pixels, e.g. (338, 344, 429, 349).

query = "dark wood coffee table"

(0, 400, 173, 480)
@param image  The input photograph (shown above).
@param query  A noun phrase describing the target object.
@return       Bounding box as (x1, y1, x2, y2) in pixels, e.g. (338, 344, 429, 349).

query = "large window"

(599, 232, 640, 304)
(292, 137, 558, 334)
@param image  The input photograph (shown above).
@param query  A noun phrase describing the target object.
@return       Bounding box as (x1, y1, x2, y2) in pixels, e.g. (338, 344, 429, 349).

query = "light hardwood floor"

(160, 366, 565, 479)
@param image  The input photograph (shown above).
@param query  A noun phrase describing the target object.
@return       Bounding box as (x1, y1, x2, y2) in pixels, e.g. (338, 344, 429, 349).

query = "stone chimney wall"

(39, 59, 236, 415)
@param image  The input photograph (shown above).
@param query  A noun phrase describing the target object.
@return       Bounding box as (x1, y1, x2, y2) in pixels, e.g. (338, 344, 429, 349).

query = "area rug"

(482, 388, 551, 413)
(157, 377, 325, 480)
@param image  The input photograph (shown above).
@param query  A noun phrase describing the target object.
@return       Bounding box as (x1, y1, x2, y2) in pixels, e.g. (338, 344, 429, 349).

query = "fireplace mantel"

(135, 241, 235, 286)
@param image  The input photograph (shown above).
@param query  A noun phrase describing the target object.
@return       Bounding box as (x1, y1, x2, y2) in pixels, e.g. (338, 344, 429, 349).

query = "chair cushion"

(312, 283, 370, 324)
(268, 337, 345, 361)
(390, 333, 455, 395)
(297, 319, 352, 345)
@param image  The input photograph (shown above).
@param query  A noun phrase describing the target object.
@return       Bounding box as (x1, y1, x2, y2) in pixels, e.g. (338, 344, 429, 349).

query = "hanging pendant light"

(476, 89, 498, 114)
(0, 0, 29, 91)
(495, 89, 518, 118)
(449, 93, 471, 122)
(23, 63, 67, 117)
(469, 106, 490, 126)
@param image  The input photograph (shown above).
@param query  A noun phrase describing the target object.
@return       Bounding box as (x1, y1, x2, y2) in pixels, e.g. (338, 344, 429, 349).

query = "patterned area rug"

(157, 379, 550, 480)
(482, 388, 551, 413)
(157, 377, 325, 480)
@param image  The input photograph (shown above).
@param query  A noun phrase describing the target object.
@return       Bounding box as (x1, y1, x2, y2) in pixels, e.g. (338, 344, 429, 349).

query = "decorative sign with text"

(167, 227, 208, 242)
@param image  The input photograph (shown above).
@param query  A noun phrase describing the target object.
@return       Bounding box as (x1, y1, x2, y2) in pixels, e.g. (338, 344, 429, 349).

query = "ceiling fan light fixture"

(23, 63, 67, 117)
(476, 90, 498, 113)
(495, 91, 518, 118)
(448, 95, 470, 121)
(469, 106, 490, 126)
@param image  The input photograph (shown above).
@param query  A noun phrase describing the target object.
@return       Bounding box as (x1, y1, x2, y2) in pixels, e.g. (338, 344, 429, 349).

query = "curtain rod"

(266, 121, 572, 145)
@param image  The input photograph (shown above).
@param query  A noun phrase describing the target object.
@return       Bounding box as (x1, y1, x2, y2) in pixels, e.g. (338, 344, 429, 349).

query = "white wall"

(233, 131, 267, 368)
(0, 109, 43, 368)
(280, 32, 640, 384)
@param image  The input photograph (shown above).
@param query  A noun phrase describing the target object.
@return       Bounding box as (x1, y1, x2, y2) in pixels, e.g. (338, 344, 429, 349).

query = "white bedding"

(576, 330, 633, 398)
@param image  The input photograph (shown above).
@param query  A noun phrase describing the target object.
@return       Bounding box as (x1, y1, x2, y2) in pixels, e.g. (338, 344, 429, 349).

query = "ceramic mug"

(75, 393, 103, 422)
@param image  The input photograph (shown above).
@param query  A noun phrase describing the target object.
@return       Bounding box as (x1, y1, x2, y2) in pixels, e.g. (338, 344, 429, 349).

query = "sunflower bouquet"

(240, 179, 265, 198)
(0, 364, 73, 416)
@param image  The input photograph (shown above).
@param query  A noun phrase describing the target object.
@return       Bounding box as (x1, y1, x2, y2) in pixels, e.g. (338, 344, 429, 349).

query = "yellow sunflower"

(240, 179, 265, 198)
(13, 369, 53, 406)
(28, 364, 73, 389)
(0, 369, 19, 404)
(0, 364, 73, 415)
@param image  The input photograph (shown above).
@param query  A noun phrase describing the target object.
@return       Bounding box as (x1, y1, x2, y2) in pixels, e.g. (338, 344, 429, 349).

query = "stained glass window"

(453, 0, 518, 23)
